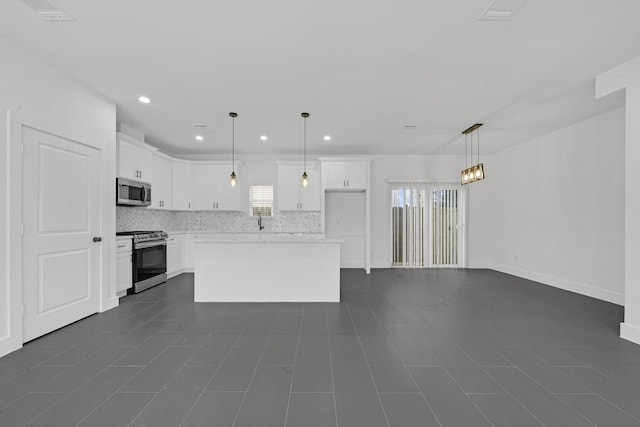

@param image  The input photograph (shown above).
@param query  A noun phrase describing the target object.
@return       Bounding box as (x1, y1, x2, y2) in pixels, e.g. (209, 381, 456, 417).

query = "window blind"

(391, 182, 464, 268)
(250, 185, 273, 216)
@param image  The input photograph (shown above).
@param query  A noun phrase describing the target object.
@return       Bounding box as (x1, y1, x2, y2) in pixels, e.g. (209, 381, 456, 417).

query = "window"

(249, 185, 273, 216)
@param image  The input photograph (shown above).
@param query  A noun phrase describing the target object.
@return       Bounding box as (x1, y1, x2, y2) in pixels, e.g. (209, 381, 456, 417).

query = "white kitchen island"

(194, 235, 342, 302)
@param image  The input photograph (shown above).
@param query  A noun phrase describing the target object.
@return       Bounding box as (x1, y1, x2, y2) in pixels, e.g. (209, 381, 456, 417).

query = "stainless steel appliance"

(117, 178, 151, 206)
(116, 230, 168, 293)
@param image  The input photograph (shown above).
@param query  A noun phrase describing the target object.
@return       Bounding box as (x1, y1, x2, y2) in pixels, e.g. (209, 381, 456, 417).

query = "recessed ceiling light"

(195, 135, 204, 141)
(138, 96, 151, 104)
(260, 135, 268, 141)
(323, 135, 332, 141)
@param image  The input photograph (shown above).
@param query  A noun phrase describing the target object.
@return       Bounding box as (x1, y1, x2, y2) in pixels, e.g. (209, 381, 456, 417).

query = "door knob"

(93, 236, 102, 242)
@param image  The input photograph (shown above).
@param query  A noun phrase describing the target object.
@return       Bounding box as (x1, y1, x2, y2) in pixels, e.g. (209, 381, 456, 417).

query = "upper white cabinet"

(117, 133, 155, 183)
(150, 153, 173, 209)
(172, 160, 193, 210)
(192, 163, 242, 211)
(277, 162, 321, 211)
(321, 160, 368, 190)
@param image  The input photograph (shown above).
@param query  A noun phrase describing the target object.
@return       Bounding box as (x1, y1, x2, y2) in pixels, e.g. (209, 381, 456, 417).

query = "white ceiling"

(0, 0, 637, 156)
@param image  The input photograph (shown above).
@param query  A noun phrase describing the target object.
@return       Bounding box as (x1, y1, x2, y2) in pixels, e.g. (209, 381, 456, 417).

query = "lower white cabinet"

(184, 234, 196, 271)
(116, 238, 133, 296)
(167, 235, 178, 277)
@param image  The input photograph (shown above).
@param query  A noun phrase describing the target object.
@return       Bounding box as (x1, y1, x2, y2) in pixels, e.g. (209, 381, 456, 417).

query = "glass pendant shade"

(460, 124, 485, 185)
(302, 171, 308, 188)
(230, 171, 237, 187)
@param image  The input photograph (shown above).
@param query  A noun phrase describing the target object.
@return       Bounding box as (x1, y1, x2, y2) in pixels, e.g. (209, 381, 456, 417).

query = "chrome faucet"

(258, 215, 264, 231)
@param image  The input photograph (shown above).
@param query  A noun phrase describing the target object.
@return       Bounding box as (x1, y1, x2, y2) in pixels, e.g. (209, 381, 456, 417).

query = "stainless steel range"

(116, 230, 168, 293)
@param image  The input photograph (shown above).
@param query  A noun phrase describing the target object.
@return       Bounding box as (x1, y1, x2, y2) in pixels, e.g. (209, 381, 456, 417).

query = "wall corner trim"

(620, 322, 640, 346)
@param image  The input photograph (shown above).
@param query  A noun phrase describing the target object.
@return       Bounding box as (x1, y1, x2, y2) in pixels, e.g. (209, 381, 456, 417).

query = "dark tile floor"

(1, 269, 640, 426)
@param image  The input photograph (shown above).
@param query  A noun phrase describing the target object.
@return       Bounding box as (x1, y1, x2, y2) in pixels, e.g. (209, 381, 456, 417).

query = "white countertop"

(196, 234, 342, 244)
(167, 230, 322, 236)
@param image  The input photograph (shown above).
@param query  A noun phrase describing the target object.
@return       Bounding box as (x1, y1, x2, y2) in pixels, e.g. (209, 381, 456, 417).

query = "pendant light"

(229, 112, 237, 187)
(301, 112, 309, 188)
(460, 123, 485, 185)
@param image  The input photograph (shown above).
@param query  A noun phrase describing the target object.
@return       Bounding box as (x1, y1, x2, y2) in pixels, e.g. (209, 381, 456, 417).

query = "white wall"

(0, 39, 116, 356)
(597, 56, 640, 344)
(468, 107, 625, 304)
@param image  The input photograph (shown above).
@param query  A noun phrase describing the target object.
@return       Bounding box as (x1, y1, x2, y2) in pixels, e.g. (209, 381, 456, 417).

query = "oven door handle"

(135, 240, 167, 249)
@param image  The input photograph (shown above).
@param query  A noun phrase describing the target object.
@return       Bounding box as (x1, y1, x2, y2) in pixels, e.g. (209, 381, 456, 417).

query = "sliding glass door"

(391, 182, 465, 268)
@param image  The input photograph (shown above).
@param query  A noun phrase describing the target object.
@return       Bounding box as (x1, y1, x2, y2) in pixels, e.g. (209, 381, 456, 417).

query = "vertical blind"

(430, 184, 460, 267)
(249, 185, 273, 216)
(391, 183, 427, 267)
(391, 182, 463, 268)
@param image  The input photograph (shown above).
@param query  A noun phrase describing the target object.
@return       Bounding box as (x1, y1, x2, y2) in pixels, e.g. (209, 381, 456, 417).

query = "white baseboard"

(490, 263, 624, 305)
(167, 269, 183, 279)
(621, 322, 640, 345)
(467, 261, 491, 269)
(341, 261, 365, 268)
(0, 336, 19, 358)
(100, 296, 119, 312)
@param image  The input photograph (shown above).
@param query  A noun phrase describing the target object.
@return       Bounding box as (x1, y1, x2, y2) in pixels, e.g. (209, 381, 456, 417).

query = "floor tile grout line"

(16, 339, 167, 427)
(358, 288, 445, 427)
(230, 308, 281, 427)
(76, 334, 188, 427)
(345, 302, 391, 427)
(455, 339, 556, 427)
(283, 305, 304, 427)
(325, 304, 339, 427)
(474, 359, 597, 427)
(178, 316, 259, 427)
(549, 370, 640, 424)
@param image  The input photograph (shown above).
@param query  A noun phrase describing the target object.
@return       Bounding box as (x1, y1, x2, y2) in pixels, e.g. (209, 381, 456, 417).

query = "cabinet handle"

(347, 180, 349, 187)
(188, 202, 191, 209)
(117, 244, 126, 248)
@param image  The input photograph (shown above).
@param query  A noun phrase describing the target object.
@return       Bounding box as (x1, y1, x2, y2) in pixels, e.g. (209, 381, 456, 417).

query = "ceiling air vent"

(478, 0, 530, 21)
(21, 0, 76, 21)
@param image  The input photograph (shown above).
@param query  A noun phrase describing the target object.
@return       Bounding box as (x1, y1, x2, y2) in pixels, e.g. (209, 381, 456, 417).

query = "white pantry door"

(22, 126, 101, 341)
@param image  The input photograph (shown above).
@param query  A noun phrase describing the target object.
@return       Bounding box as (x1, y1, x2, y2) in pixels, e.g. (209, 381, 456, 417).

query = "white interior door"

(22, 126, 101, 342)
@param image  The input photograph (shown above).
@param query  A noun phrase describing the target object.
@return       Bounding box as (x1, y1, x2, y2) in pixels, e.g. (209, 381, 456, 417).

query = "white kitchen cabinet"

(184, 234, 196, 272)
(117, 133, 154, 183)
(172, 160, 193, 210)
(167, 234, 178, 277)
(115, 237, 133, 296)
(192, 164, 217, 210)
(191, 163, 242, 211)
(150, 153, 173, 209)
(319, 157, 372, 274)
(277, 162, 321, 211)
(321, 161, 368, 190)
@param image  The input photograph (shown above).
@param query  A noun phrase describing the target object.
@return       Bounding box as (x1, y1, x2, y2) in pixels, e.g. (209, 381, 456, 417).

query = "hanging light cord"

(465, 133, 468, 169)
(232, 115, 235, 172)
(477, 127, 480, 164)
(303, 114, 307, 173)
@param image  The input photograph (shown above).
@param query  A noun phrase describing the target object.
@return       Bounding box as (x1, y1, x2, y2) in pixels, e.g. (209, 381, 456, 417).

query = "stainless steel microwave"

(117, 178, 151, 206)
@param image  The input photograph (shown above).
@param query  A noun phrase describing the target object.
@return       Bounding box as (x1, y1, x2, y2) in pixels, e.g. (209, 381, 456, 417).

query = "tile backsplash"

(116, 207, 321, 233)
